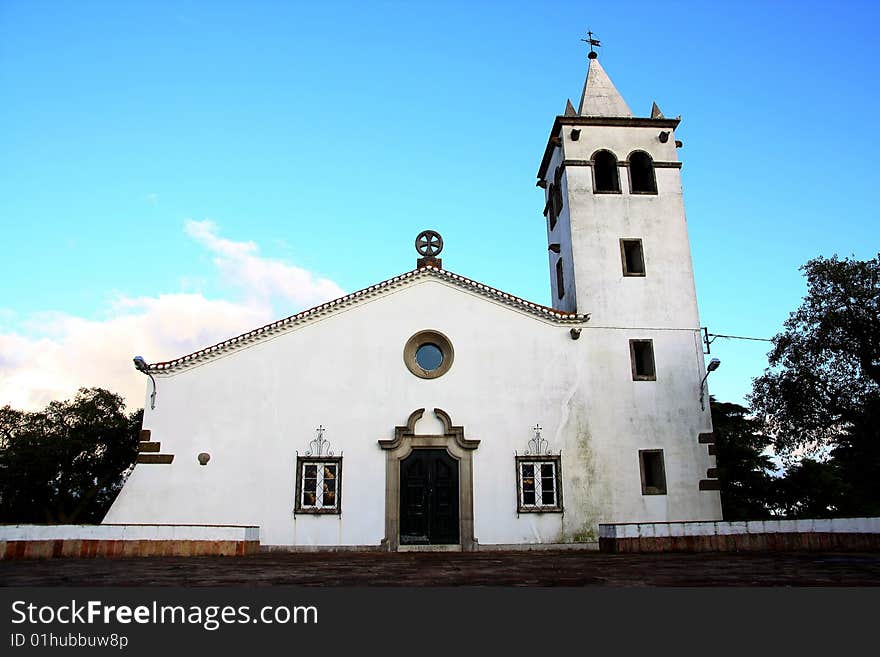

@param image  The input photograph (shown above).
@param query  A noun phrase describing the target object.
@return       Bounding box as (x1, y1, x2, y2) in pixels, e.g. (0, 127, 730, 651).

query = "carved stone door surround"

(378, 408, 479, 551)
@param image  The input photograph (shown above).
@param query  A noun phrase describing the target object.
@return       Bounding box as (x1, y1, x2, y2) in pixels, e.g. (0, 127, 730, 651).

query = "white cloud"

(0, 223, 345, 411)
(184, 220, 345, 309)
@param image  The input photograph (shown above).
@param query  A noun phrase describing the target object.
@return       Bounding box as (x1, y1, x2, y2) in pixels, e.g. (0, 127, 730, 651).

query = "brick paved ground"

(2, 550, 880, 586)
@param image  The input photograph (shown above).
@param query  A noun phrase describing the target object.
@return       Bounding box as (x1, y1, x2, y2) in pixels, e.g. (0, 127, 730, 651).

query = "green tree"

(710, 398, 777, 520)
(825, 395, 880, 516)
(0, 388, 141, 524)
(750, 253, 880, 515)
(773, 458, 847, 518)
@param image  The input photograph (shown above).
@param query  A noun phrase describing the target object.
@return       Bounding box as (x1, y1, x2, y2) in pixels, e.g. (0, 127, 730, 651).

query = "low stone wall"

(599, 518, 880, 553)
(0, 524, 260, 560)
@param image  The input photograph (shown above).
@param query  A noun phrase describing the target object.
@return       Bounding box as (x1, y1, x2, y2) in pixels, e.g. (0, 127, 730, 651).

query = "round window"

(404, 331, 454, 379)
(415, 343, 443, 371)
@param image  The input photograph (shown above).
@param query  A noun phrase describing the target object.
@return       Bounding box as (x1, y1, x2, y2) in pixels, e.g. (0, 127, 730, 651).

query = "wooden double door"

(399, 449, 460, 545)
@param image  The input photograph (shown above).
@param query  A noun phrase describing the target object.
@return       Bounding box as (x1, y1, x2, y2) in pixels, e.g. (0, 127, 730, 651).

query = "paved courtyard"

(3, 549, 880, 586)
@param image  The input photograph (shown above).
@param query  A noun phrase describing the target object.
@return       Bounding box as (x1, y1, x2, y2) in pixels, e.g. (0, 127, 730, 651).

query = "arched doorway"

(378, 408, 479, 551)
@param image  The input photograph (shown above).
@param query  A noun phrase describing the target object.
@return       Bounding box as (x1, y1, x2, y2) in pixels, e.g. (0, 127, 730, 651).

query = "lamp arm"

(699, 371, 711, 411)
(146, 372, 157, 410)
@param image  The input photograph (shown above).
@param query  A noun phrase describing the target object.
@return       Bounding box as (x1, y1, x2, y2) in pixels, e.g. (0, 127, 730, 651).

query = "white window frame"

(295, 457, 342, 515)
(515, 456, 563, 513)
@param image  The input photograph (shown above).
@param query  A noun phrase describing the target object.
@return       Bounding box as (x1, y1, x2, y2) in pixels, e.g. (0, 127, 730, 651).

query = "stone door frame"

(378, 408, 479, 551)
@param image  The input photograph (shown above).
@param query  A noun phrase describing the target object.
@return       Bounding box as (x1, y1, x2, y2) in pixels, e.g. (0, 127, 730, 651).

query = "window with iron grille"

(515, 456, 563, 513)
(295, 457, 342, 514)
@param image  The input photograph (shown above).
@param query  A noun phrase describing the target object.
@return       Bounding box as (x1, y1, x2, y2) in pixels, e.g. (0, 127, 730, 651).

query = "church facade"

(104, 55, 722, 549)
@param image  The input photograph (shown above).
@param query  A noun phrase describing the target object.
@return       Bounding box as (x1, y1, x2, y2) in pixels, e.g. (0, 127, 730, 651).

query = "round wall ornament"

(415, 230, 443, 257)
(403, 330, 454, 379)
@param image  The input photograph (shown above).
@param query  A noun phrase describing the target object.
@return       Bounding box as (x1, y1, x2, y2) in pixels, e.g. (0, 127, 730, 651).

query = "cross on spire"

(581, 30, 601, 59)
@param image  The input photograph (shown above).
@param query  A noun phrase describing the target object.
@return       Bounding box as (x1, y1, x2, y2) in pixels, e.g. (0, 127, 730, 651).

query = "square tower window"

(639, 450, 667, 495)
(620, 239, 646, 276)
(629, 339, 656, 380)
(556, 258, 565, 300)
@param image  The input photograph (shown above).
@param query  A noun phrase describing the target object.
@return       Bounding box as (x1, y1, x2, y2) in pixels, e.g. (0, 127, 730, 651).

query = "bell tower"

(535, 39, 722, 523)
(537, 47, 699, 334)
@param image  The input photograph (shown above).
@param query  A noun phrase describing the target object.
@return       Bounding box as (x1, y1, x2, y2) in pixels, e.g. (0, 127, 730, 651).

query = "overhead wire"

(706, 333, 773, 343)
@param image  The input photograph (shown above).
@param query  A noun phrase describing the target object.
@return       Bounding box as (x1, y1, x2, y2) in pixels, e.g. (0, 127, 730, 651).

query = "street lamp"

(133, 356, 157, 410)
(699, 358, 721, 411)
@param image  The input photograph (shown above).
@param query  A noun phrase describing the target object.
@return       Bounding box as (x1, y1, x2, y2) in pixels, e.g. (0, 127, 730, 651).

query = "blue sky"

(1, 0, 878, 409)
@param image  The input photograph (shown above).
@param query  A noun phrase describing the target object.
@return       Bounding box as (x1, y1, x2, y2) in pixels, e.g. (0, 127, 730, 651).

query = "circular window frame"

(404, 330, 454, 379)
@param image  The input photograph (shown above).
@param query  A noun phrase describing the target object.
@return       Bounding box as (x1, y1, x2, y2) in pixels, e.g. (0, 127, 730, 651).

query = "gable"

(147, 267, 589, 374)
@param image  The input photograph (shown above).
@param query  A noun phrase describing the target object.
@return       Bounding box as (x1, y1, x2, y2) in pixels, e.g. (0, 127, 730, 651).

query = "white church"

(104, 52, 723, 550)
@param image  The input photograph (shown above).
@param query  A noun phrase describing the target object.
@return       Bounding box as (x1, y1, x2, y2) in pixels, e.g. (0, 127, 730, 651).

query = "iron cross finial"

(306, 425, 333, 457)
(526, 424, 549, 455)
(581, 30, 601, 59)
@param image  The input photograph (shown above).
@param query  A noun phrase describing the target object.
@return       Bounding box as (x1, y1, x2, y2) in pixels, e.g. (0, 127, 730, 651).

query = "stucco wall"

(105, 278, 720, 546)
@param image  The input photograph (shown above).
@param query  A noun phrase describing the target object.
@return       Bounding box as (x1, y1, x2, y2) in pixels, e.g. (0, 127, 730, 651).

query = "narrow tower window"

(620, 239, 646, 276)
(556, 258, 565, 300)
(546, 166, 564, 230)
(629, 339, 656, 380)
(545, 184, 556, 230)
(552, 166, 564, 223)
(639, 450, 667, 495)
(629, 151, 657, 194)
(592, 150, 620, 193)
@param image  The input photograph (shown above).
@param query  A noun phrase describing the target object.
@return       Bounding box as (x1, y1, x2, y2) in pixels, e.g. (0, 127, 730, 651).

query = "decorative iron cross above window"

(295, 425, 342, 515)
(306, 425, 334, 457)
(526, 424, 550, 456)
(515, 424, 563, 514)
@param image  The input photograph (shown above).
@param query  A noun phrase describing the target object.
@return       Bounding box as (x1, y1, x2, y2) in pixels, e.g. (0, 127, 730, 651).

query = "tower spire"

(576, 34, 633, 118)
